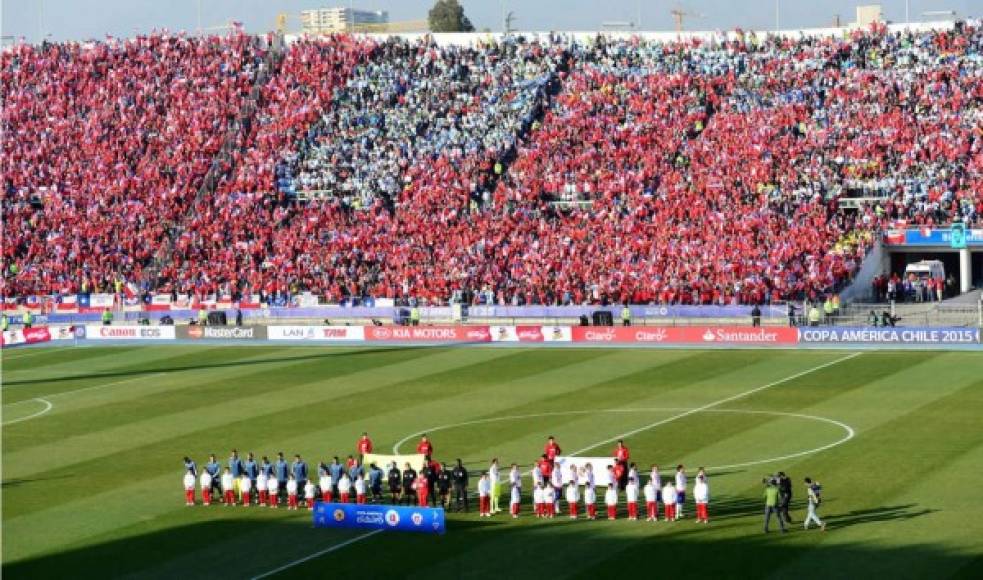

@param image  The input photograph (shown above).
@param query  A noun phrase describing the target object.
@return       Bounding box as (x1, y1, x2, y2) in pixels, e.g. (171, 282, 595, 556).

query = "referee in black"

(452, 458, 469, 512)
(777, 471, 794, 524)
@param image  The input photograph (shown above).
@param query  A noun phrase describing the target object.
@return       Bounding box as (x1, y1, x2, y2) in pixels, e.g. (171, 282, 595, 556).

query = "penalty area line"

(250, 529, 384, 580)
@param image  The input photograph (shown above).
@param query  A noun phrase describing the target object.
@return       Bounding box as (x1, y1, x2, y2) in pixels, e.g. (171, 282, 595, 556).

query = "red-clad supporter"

(356, 432, 373, 456)
(2, 32, 266, 297)
(3, 26, 981, 304)
(416, 435, 433, 458)
(544, 436, 562, 461)
(614, 440, 630, 463)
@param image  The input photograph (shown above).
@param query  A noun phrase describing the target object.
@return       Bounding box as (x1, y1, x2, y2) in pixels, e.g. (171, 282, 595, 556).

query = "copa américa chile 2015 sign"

(313, 502, 446, 535)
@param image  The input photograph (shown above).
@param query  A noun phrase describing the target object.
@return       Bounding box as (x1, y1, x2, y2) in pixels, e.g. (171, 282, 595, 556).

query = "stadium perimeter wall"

(284, 21, 959, 47)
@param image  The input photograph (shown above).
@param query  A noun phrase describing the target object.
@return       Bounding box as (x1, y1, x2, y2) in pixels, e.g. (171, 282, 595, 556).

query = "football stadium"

(2, 1, 983, 579)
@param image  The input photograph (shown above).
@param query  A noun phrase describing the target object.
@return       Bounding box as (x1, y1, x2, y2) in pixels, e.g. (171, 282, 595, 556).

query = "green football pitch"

(2, 346, 982, 579)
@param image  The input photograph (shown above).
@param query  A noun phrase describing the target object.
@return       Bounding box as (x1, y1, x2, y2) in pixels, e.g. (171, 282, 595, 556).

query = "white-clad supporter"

(584, 480, 598, 520)
(286, 475, 299, 510)
(320, 471, 334, 503)
(604, 483, 619, 520)
(240, 474, 252, 506)
(626, 477, 640, 520)
(566, 479, 581, 519)
(478, 473, 492, 517)
(662, 481, 678, 521)
(256, 470, 268, 506)
(267, 475, 280, 508)
(354, 474, 366, 504)
(510, 481, 522, 518)
(338, 472, 352, 503)
(221, 468, 235, 507)
(200, 469, 213, 506)
(533, 482, 545, 518)
(643, 477, 657, 521)
(183, 469, 196, 506)
(305, 480, 316, 510)
(694, 474, 710, 524)
(542, 483, 556, 518)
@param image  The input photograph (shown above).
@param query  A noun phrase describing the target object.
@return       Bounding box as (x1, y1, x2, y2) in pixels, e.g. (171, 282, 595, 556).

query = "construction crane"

(670, 6, 705, 32)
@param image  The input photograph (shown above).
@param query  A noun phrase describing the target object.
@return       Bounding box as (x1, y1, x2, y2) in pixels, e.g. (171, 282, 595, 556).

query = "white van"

(904, 260, 945, 281)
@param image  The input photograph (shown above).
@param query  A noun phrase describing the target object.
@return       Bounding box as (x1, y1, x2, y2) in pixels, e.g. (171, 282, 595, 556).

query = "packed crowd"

(4, 24, 981, 304)
(1, 32, 268, 297)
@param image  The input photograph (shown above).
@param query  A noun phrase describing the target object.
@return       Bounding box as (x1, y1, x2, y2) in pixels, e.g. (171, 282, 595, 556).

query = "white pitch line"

(393, 408, 855, 470)
(250, 529, 384, 580)
(1, 373, 169, 428)
(567, 352, 863, 457)
(704, 410, 855, 471)
(2, 398, 53, 425)
(262, 353, 864, 574)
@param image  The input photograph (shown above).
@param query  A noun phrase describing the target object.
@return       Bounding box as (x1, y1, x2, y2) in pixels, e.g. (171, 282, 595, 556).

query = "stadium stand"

(2, 24, 981, 305)
(2, 32, 268, 297)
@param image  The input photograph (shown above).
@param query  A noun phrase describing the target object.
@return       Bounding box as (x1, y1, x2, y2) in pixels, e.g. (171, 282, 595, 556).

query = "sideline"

(249, 530, 384, 580)
(2, 398, 53, 426)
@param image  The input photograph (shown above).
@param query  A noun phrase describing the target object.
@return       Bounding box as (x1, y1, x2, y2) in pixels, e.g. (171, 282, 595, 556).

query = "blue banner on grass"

(313, 502, 445, 535)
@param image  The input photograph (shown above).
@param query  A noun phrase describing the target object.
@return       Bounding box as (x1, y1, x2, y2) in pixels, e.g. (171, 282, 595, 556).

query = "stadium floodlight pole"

(905, 0, 910, 24)
(197, 0, 202, 36)
(775, 0, 780, 33)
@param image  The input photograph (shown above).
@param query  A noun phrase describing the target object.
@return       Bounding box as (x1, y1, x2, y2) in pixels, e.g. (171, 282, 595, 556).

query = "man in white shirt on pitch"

(550, 461, 564, 515)
(675, 465, 687, 519)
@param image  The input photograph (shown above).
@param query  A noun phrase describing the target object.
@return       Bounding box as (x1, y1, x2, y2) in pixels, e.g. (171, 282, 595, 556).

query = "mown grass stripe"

(1, 347, 497, 481)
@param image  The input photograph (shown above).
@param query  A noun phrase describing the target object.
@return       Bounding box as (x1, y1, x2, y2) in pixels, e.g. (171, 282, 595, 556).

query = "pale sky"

(1, 0, 978, 44)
